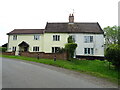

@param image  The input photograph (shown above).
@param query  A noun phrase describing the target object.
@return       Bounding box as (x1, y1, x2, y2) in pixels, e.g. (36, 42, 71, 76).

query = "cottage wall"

(7, 34, 44, 52)
(43, 33, 69, 53)
(70, 33, 104, 57)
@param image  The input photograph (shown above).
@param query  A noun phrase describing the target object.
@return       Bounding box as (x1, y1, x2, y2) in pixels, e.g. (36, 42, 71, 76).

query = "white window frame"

(84, 36, 93, 43)
(13, 35, 17, 40)
(52, 47, 60, 53)
(84, 48, 94, 55)
(12, 46, 16, 51)
(34, 35, 40, 40)
(53, 35, 60, 41)
(33, 46, 39, 52)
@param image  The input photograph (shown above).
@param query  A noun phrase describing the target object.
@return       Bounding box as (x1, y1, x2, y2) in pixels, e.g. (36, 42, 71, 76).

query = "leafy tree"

(105, 44, 120, 69)
(104, 26, 119, 47)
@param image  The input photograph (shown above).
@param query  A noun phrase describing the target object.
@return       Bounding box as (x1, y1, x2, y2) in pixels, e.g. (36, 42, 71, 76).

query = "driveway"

(2, 57, 118, 88)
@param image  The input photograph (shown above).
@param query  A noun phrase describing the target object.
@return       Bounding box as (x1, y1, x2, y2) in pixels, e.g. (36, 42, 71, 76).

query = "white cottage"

(7, 14, 104, 59)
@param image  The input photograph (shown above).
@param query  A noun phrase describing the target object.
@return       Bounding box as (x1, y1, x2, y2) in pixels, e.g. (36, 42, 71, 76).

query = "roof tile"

(7, 29, 44, 35)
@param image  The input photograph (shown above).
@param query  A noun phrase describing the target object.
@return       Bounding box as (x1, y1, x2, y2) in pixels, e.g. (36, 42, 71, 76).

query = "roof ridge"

(14, 29, 45, 30)
(47, 22, 98, 24)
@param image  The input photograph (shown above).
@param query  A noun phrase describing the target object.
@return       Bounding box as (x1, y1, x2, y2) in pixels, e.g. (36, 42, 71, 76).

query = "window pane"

(38, 47, 39, 51)
(15, 47, 16, 51)
(85, 36, 89, 43)
(55, 35, 57, 41)
(12, 47, 14, 51)
(52, 47, 54, 53)
(33, 47, 34, 51)
(84, 36, 87, 43)
(84, 48, 87, 54)
(58, 35, 60, 41)
(91, 48, 94, 54)
(33, 47, 35, 51)
(90, 36, 93, 42)
(36, 47, 38, 51)
(88, 48, 90, 54)
(55, 47, 57, 53)
(13, 35, 17, 40)
(12, 47, 16, 51)
(53, 35, 55, 41)
(53, 35, 60, 41)
(84, 36, 93, 43)
(34, 35, 39, 40)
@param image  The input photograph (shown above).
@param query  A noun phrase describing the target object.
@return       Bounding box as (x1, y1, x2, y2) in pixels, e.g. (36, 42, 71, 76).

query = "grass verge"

(1, 54, 119, 84)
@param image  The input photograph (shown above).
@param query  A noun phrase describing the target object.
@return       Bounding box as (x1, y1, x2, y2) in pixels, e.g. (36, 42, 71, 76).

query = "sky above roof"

(0, 0, 119, 46)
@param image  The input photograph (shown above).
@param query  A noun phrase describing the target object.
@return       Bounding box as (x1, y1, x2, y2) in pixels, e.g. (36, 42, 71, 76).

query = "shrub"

(105, 44, 120, 69)
(0, 47, 7, 52)
(68, 36, 74, 43)
(65, 43, 77, 59)
(58, 48, 66, 53)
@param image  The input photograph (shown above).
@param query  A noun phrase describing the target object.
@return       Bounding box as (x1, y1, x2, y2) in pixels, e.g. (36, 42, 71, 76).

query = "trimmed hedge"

(0, 47, 7, 52)
(65, 43, 77, 59)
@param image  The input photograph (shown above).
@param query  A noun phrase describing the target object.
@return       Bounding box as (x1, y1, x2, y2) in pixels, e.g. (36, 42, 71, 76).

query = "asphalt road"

(2, 57, 118, 88)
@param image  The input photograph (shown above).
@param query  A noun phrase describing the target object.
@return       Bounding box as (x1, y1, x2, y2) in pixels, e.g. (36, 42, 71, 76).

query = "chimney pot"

(69, 14, 74, 23)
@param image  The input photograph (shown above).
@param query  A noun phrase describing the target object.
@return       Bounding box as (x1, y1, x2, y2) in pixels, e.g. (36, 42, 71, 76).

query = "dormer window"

(34, 35, 40, 40)
(13, 35, 17, 40)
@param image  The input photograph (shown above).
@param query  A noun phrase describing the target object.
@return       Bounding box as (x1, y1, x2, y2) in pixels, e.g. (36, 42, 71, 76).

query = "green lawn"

(1, 54, 119, 84)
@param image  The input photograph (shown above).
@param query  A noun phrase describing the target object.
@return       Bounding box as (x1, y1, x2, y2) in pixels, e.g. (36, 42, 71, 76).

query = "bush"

(68, 36, 74, 43)
(0, 47, 7, 52)
(105, 44, 120, 69)
(65, 43, 77, 59)
(58, 48, 66, 53)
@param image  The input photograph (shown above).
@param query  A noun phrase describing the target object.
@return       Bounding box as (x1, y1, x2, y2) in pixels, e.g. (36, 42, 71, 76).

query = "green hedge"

(65, 43, 77, 59)
(0, 47, 7, 52)
(105, 44, 120, 69)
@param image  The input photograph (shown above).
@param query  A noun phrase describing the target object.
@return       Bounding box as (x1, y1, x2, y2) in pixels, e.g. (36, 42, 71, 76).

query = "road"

(2, 57, 118, 88)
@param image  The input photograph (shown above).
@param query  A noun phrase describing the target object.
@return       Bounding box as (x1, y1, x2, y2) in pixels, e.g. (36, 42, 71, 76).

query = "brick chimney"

(69, 14, 74, 23)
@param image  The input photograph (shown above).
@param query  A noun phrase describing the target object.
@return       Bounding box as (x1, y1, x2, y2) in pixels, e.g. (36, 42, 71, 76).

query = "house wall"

(7, 33, 69, 53)
(7, 33, 104, 57)
(70, 33, 104, 57)
(43, 33, 69, 53)
(7, 34, 44, 53)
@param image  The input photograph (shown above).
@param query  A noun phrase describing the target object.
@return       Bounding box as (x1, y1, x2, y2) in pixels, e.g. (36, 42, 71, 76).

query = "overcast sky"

(0, 0, 119, 46)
